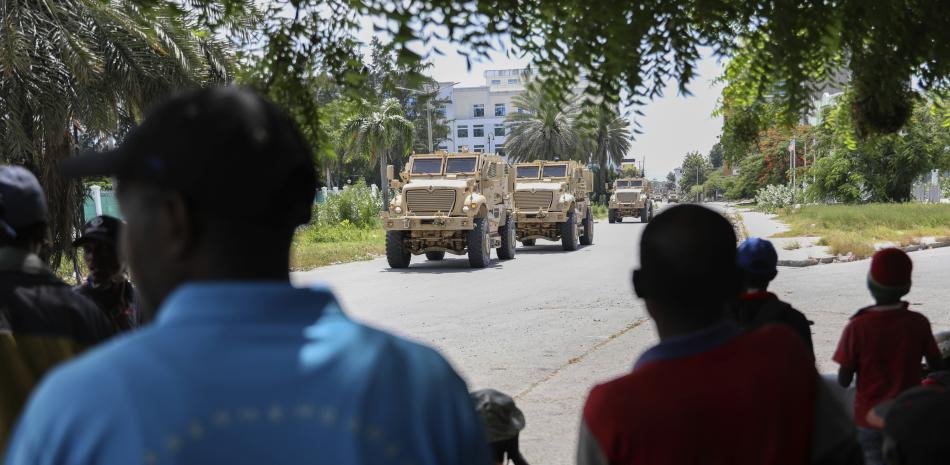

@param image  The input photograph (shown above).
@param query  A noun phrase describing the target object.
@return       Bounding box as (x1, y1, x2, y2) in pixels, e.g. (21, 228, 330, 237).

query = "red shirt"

(833, 303, 940, 428)
(582, 326, 816, 465)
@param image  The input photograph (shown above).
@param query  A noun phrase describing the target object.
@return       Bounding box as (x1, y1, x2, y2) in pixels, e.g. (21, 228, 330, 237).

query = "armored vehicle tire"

(608, 209, 617, 224)
(425, 251, 445, 261)
(561, 210, 579, 251)
(497, 214, 516, 260)
(521, 239, 536, 246)
(467, 217, 491, 268)
(386, 231, 411, 268)
(580, 208, 594, 246)
(641, 204, 650, 223)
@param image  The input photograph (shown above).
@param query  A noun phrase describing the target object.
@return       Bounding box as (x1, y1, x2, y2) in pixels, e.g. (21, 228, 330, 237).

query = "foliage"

(775, 203, 950, 258)
(504, 81, 589, 163)
(708, 143, 724, 168)
(702, 170, 734, 198)
(313, 179, 382, 229)
(292, 223, 385, 270)
(942, 177, 950, 199)
(726, 155, 765, 200)
(0, 1, 231, 270)
(755, 184, 801, 213)
(583, 105, 632, 199)
(342, 99, 415, 206)
(590, 204, 608, 220)
(678, 151, 711, 192)
(666, 171, 676, 184)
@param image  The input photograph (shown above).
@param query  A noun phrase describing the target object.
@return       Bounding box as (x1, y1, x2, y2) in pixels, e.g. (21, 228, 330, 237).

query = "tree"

(708, 143, 724, 168)
(666, 171, 676, 184)
(678, 151, 712, 193)
(504, 82, 589, 163)
(182, 0, 949, 141)
(0, 1, 231, 272)
(342, 98, 415, 208)
(584, 106, 632, 199)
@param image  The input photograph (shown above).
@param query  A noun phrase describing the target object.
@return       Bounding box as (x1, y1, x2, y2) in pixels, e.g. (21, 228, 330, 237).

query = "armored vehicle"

(512, 160, 593, 251)
(607, 177, 655, 223)
(383, 152, 516, 268)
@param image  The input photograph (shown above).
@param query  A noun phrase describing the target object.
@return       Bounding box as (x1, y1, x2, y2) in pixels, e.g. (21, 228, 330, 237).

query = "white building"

(436, 68, 586, 159)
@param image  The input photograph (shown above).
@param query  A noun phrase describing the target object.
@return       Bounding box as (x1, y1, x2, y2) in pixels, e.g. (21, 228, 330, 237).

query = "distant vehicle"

(668, 193, 679, 203)
(383, 152, 516, 268)
(607, 177, 655, 223)
(511, 160, 593, 251)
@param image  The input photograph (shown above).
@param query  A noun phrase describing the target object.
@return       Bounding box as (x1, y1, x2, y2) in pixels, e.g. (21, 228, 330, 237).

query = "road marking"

(514, 317, 649, 400)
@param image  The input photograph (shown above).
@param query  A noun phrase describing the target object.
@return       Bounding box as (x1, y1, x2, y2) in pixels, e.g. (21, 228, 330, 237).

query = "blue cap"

(0, 165, 49, 238)
(736, 237, 778, 277)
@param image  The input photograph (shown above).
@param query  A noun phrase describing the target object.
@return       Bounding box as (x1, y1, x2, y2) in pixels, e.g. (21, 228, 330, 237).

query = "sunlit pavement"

(293, 212, 950, 464)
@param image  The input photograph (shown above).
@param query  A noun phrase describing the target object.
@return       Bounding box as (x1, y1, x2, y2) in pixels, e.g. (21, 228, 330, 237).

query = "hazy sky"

(357, 18, 725, 179)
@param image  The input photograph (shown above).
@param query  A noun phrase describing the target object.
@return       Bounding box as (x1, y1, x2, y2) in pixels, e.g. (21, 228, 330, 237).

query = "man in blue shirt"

(5, 88, 490, 465)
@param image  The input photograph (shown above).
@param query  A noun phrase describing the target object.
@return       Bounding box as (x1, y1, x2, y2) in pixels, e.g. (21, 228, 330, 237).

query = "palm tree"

(0, 1, 231, 273)
(585, 106, 632, 199)
(504, 82, 589, 163)
(342, 98, 415, 208)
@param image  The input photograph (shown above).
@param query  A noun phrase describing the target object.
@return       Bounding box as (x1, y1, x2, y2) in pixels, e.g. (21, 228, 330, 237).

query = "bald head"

(634, 205, 740, 310)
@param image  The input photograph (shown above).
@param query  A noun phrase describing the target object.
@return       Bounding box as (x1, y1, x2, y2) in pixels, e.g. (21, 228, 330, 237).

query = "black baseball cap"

(72, 215, 122, 247)
(63, 87, 317, 229)
(879, 386, 950, 462)
(0, 165, 49, 238)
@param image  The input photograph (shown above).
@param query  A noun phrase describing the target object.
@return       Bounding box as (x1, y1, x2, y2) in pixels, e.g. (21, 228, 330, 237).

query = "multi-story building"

(435, 68, 586, 159)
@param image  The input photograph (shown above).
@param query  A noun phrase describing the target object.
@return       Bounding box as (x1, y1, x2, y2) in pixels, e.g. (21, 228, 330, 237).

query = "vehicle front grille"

(514, 191, 555, 210)
(617, 192, 639, 203)
(405, 188, 456, 213)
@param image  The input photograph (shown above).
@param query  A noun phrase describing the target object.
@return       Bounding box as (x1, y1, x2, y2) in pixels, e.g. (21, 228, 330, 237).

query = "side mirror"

(386, 164, 395, 181)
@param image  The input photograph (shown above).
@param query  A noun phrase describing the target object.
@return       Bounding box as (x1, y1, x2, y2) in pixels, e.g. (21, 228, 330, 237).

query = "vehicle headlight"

(462, 205, 470, 213)
(610, 195, 617, 202)
(394, 206, 402, 214)
(469, 202, 477, 209)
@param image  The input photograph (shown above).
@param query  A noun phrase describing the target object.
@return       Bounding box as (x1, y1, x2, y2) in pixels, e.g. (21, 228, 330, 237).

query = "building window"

(473, 145, 485, 153)
(473, 125, 485, 137)
(494, 103, 506, 117)
(491, 79, 501, 85)
(457, 125, 469, 138)
(437, 104, 447, 117)
(516, 107, 525, 114)
(494, 125, 505, 136)
(508, 79, 519, 85)
(496, 145, 505, 157)
(437, 144, 448, 150)
(473, 104, 484, 117)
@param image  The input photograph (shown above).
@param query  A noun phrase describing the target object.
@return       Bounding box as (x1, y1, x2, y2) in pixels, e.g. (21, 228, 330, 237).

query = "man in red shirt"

(577, 205, 860, 465)
(834, 248, 942, 465)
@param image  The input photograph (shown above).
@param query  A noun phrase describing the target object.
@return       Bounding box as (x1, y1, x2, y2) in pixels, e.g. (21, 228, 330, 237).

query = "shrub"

(755, 184, 802, 213)
(314, 179, 381, 228)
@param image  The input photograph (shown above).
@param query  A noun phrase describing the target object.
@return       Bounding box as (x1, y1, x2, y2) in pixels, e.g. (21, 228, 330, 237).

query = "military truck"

(607, 177, 655, 223)
(382, 152, 516, 269)
(512, 160, 593, 251)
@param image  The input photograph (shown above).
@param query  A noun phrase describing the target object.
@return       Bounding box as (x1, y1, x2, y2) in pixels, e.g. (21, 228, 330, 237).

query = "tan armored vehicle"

(382, 152, 516, 268)
(607, 177, 655, 223)
(512, 160, 593, 250)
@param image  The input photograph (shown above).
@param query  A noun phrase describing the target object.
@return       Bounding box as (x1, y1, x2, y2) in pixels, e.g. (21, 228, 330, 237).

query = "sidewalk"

(734, 208, 835, 265)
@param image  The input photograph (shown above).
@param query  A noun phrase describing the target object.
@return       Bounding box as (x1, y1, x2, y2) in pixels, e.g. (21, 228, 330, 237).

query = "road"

(293, 205, 950, 465)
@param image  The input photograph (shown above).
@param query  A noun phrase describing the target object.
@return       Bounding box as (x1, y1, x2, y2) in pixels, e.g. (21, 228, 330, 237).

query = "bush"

(314, 179, 381, 228)
(755, 184, 802, 212)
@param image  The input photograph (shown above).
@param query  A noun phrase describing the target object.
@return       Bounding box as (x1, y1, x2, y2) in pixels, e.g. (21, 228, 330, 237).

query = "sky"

(356, 17, 725, 180)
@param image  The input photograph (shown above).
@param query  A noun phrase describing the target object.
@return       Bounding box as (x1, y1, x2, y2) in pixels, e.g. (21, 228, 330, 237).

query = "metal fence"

(911, 170, 948, 203)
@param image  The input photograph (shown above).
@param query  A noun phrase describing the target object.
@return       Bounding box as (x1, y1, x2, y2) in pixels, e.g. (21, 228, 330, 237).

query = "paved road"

(293, 207, 950, 465)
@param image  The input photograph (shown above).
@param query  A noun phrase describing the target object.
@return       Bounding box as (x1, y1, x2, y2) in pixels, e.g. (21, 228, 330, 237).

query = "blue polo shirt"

(5, 282, 490, 465)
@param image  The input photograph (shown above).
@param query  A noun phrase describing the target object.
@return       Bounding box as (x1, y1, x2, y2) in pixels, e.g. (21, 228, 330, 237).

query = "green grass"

(591, 204, 609, 220)
(774, 203, 950, 258)
(291, 221, 386, 270)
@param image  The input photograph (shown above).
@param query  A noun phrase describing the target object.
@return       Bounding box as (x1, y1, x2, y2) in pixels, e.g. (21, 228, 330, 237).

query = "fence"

(911, 170, 948, 204)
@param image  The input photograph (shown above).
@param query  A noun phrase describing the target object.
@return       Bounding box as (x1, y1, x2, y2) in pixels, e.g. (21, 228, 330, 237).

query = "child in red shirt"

(833, 248, 942, 465)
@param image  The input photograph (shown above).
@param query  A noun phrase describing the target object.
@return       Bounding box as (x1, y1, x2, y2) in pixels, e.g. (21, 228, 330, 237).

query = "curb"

(774, 240, 950, 268)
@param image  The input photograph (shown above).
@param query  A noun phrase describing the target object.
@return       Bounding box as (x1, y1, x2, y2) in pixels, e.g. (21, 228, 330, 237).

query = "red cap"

(869, 248, 912, 289)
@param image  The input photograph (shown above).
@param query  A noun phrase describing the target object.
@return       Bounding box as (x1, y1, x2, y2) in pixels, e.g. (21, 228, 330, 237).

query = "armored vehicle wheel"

(386, 231, 411, 268)
(608, 209, 617, 224)
(521, 239, 536, 246)
(467, 217, 491, 268)
(641, 203, 652, 223)
(425, 251, 445, 261)
(561, 209, 579, 251)
(580, 208, 594, 246)
(497, 214, 516, 260)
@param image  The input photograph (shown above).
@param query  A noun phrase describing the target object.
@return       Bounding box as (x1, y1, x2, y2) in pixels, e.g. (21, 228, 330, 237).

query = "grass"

(782, 240, 801, 250)
(591, 204, 609, 220)
(291, 221, 386, 271)
(774, 203, 950, 258)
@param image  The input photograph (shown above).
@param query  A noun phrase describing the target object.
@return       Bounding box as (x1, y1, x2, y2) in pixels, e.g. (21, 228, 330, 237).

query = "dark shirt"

(727, 291, 815, 361)
(0, 247, 113, 450)
(74, 277, 137, 332)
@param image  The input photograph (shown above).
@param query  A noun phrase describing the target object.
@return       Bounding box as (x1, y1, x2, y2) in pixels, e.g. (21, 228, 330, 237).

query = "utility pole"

(425, 103, 433, 153)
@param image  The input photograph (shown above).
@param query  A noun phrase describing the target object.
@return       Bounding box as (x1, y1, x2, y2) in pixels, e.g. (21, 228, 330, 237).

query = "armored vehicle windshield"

(445, 157, 478, 174)
(411, 158, 443, 174)
(616, 180, 643, 188)
(516, 166, 540, 179)
(542, 164, 568, 178)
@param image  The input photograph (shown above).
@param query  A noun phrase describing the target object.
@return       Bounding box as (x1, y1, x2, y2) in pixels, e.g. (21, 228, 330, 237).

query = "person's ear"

(632, 268, 649, 298)
(155, 191, 195, 260)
